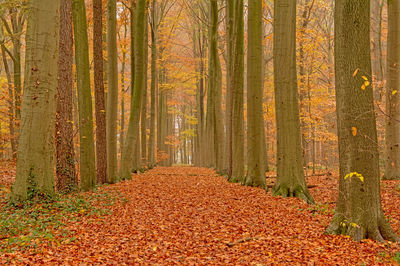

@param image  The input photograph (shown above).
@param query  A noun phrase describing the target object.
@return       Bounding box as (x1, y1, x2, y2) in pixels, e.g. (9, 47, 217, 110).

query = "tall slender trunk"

(93, 0, 107, 184)
(120, 0, 147, 179)
(229, 0, 244, 182)
(0, 26, 17, 159)
(72, 0, 96, 191)
(120, 22, 128, 163)
(224, 0, 234, 175)
(106, 0, 118, 183)
(56, 0, 76, 192)
(245, 0, 266, 188)
(272, 0, 314, 204)
(11, 0, 60, 202)
(141, 20, 149, 166)
(384, 0, 400, 180)
(148, 0, 157, 168)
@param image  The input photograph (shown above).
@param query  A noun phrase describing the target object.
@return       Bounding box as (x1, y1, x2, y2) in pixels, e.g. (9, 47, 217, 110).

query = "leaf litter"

(1, 166, 400, 264)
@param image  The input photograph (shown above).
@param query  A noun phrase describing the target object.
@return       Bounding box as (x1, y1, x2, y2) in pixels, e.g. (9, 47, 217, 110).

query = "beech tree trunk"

(384, 0, 400, 180)
(120, 0, 146, 179)
(148, 0, 157, 168)
(11, 0, 60, 202)
(205, 0, 224, 172)
(93, 0, 107, 184)
(0, 26, 17, 159)
(72, 0, 96, 191)
(272, 0, 314, 204)
(245, 0, 266, 188)
(326, 0, 399, 242)
(230, 0, 245, 182)
(106, 0, 118, 183)
(56, 0, 76, 192)
(141, 19, 149, 166)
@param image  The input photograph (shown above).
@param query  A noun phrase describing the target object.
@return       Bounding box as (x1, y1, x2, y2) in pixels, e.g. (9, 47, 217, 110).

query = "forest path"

(7, 167, 400, 264)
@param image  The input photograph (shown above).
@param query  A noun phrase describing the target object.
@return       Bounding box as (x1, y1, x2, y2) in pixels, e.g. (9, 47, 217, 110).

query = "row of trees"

(1, 0, 400, 242)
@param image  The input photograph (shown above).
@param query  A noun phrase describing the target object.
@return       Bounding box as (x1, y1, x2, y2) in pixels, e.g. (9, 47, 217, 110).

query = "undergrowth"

(0, 187, 122, 253)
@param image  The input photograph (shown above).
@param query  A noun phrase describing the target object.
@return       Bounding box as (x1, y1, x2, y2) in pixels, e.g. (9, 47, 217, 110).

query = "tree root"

(326, 214, 400, 242)
(272, 184, 314, 204)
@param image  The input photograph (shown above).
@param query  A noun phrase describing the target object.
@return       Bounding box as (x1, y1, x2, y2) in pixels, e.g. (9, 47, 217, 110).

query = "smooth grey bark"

(272, 0, 314, 204)
(72, 0, 96, 191)
(11, 0, 60, 202)
(120, 0, 146, 179)
(245, 0, 266, 188)
(106, 0, 118, 183)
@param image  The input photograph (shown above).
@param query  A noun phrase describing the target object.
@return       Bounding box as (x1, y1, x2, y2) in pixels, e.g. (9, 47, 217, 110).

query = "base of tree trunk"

(229, 175, 245, 184)
(326, 213, 400, 242)
(382, 175, 400, 181)
(243, 176, 266, 189)
(272, 183, 314, 204)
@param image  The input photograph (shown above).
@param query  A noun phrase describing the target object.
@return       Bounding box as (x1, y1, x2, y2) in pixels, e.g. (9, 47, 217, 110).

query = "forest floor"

(1, 166, 400, 264)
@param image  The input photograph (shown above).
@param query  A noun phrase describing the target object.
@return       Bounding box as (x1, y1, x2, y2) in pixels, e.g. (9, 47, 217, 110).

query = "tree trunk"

(148, 0, 157, 168)
(229, 0, 245, 182)
(56, 0, 76, 192)
(371, 0, 384, 100)
(72, 0, 96, 191)
(106, 0, 118, 183)
(93, 0, 107, 184)
(11, 0, 60, 202)
(205, 0, 224, 172)
(245, 0, 266, 188)
(141, 19, 149, 166)
(326, 0, 399, 242)
(272, 0, 314, 204)
(224, 0, 234, 175)
(120, 0, 146, 179)
(120, 22, 128, 164)
(0, 26, 17, 159)
(384, 0, 400, 180)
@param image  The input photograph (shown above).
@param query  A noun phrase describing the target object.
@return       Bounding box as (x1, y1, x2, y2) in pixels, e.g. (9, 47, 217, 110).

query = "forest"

(0, 0, 400, 264)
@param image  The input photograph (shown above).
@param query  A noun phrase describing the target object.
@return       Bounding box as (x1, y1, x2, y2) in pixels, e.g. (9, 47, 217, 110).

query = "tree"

(120, 0, 146, 179)
(93, 0, 107, 184)
(106, 0, 118, 183)
(72, 0, 96, 191)
(326, 0, 399, 242)
(56, 0, 76, 192)
(384, 0, 400, 180)
(245, 0, 266, 188)
(205, 0, 224, 172)
(11, 0, 60, 202)
(0, 23, 16, 159)
(230, 0, 244, 181)
(148, 0, 158, 168)
(141, 18, 149, 166)
(272, 0, 314, 203)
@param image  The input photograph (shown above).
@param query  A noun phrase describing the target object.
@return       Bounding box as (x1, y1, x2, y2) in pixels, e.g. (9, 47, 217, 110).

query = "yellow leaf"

(351, 127, 357, 136)
(352, 68, 359, 77)
(362, 76, 368, 81)
(392, 90, 398, 95)
(361, 84, 366, 90)
(358, 175, 364, 183)
(364, 81, 370, 87)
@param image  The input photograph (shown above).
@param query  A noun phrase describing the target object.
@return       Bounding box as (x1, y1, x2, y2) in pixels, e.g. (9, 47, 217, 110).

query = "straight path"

(5, 167, 400, 264)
